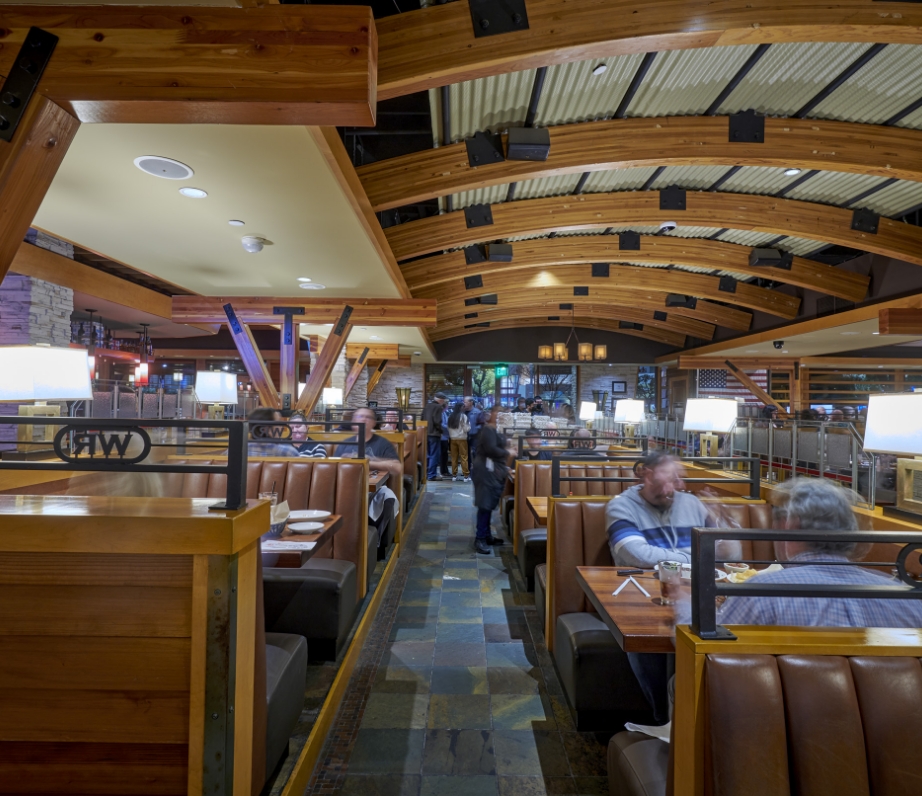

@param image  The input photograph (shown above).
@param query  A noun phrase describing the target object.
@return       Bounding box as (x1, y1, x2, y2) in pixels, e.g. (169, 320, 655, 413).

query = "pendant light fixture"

(541, 309, 607, 362)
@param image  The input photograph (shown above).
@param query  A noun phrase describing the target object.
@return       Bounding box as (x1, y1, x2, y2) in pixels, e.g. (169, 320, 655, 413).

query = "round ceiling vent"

(133, 156, 194, 180)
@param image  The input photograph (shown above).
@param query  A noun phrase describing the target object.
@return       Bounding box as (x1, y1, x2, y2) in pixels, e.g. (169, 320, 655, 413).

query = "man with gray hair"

(719, 477, 922, 627)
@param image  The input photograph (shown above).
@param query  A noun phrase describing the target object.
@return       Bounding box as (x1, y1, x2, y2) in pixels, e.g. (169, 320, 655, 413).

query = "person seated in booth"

(563, 427, 605, 457)
(288, 411, 327, 458)
(521, 429, 553, 460)
(718, 477, 922, 628)
(379, 409, 401, 431)
(334, 407, 398, 463)
(247, 407, 299, 457)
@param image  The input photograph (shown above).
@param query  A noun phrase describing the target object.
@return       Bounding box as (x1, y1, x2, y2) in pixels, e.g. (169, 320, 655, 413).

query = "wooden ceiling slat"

(359, 117, 922, 212)
(421, 264, 800, 319)
(435, 290, 752, 331)
(385, 191, 922, 266)
(402, 235, 869, 302)
(376, 0, 922, 100)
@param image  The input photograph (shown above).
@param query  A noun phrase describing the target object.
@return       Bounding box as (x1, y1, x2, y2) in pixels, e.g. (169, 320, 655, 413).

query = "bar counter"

(0, 495, 270, 796)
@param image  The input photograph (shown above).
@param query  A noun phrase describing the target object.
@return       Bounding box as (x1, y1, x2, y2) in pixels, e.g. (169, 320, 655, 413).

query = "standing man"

(464, 396, 482, 474)
(422, 392, 447, 481)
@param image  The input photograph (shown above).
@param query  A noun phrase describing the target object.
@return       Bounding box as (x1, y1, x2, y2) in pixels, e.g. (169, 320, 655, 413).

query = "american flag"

(698, 369, 768, 404)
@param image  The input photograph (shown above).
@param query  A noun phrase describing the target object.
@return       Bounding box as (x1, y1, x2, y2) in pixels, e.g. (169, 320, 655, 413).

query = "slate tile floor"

(307, 480, 612, 796)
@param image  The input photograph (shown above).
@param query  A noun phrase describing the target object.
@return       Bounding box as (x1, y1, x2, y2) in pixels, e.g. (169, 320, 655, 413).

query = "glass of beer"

(658, 560, 683, 606)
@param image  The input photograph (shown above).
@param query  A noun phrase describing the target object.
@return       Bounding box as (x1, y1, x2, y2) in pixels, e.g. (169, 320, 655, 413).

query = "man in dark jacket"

(422, 392, 447, 480)
(471, 406, 510, 554)
(464, 396, 482, 473)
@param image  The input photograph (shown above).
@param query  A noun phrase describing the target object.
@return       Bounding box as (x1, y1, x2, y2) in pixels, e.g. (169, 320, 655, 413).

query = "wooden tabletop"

(576, 566, 676, 653)
(369, 471, 390, 492)
(263, 513, 343, 568)
(527, 496, 547, 525)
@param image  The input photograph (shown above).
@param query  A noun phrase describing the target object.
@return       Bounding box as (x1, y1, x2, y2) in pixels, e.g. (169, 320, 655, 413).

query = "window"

(425, 365, 465, 402)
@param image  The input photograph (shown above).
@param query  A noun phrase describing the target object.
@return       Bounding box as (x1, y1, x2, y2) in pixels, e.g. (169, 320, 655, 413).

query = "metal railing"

(690, 527, 922, 640)
(323, 406, 418, 431)
(516, 433, 647, 458)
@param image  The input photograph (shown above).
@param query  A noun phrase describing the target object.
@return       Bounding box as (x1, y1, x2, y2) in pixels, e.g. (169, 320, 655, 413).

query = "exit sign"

(495, 364, 508, 377)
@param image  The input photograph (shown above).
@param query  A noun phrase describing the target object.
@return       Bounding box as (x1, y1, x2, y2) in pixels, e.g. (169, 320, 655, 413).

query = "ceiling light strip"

(613, 51, 657, 119)
(795, 43, 888, 118)
(704, 44, 772, 116)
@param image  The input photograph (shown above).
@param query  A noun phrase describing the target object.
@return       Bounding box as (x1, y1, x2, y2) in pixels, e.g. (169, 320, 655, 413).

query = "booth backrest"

(704, 653, 922, 796)
(546, 497, 774, 649)
(171, 459, 369, 600)
(514, 461, 633, 548)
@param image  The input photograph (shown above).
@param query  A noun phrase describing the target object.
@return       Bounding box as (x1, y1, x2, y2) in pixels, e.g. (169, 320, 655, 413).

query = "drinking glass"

(258, 491, 278, 507)
(658, 560, 683, 606)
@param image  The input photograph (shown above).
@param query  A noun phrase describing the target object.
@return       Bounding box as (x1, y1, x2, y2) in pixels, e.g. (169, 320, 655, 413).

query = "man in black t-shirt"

(334, 407, 398, 463)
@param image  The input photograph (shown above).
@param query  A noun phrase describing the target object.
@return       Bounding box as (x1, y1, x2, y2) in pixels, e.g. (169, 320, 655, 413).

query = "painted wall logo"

(54, 426, 152, 465)
(250, 423, 292, 441)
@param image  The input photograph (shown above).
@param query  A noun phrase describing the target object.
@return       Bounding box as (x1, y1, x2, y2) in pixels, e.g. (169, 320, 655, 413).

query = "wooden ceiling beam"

(435, 304, 715, 340)
(223, 306, 280, 410)
(366, 359, 389, 397)
(435, 290, 751, 331)
(359, 117, 922, 211)
(423, 264, 800, 320)
(346, 343, 400, 359)
(725, 360, 789, 416)
(385, 191, 922, 266)
(376, 0, 922, 100)
(172, 297, 437, 327)
(430, 317, 685, 348)
(295, 307, 352, 415)
(402, 233, 869, 303)
(678, 356, 798, 371)
(0, 6, 376, 125)
(878, 308, 922, 335)
(343, 346, 370, 401)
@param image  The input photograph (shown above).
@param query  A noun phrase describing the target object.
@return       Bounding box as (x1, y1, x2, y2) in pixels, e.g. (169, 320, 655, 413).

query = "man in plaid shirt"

(719, 478, 922, 628)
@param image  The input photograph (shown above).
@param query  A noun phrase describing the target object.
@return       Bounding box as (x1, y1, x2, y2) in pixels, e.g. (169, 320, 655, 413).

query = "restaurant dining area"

(2, 2, 922, 796)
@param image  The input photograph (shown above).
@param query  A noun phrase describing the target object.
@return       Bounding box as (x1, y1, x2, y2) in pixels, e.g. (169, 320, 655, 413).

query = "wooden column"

(223, 303, 280, 410)
(343, 346, 370, 401)
(725, 361, 788, 416)
(295, 306, 353, 415)
(275, 307, 302, 411)
(366, 359, 389, 398)
(790, 363, 803, 415)
(0, 97, 80, 285)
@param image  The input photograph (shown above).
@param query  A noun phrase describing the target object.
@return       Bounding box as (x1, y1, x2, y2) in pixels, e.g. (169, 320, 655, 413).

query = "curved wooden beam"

(377, 0, 922, 100)
(431, 316, 685, 348)
(436, 290, 752, 332)
(386, 191, 922, 265)
(359, 117, 922, 212)
(402, 235, 869, 302)
(433, 304, 714, 340)
(427, 264, 799, 319)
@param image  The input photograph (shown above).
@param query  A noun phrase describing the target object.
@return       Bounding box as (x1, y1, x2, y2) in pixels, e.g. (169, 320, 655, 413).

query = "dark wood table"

(262, 514, 342, 568)
(368, 471, 390, 493)
(527, 496, 547, 525)
(576, 566, 676, 653)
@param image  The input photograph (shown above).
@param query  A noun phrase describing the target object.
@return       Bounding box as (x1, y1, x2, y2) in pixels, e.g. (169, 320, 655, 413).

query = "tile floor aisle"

(307, 480, 612, 796)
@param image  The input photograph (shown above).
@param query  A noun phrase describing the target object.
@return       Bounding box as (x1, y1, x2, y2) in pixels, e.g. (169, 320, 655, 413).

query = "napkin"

(624, 721, 671, 743)
(271, 500, 290, 526)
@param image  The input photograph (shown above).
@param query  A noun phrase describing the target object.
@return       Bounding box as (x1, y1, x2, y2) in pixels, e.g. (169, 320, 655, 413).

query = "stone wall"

(578, 364, 638, 411)
(368, 363, 425, 409)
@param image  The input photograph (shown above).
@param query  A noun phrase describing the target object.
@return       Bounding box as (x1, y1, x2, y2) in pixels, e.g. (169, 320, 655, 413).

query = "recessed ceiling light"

(872, 331, 880, 335)
(134, 155, 193, 180)
(592, 64, 608, 76)
(784, 168, 802, 177)
(299, 283, 326, 290)
(228, 220, 245, 227)
(179, 187, 207, 199)
(297, 277, 312, 283)
(370, 335, 382, 340)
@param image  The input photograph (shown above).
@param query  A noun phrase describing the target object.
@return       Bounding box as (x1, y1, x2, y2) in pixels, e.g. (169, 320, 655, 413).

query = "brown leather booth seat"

(535, 563, 547, 630)
(515, 462, 631, 591)
(169, 458, 370, 661)
(549, 499, 774, 731)
(610, 653, 922, 796)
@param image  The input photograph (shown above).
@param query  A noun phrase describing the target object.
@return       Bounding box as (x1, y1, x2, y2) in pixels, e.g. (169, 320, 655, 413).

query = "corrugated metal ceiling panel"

(650, 166, 728, 190)
(784, 171, 887, 206)
(717, 42, 873, 116)
(810, 44, 922, 128)
(901, 106, 922, 130)
(535, 53, 645, 126)
(627, 46, 758, 117)
(582, 167, 657, 193)
(452, 184, 508, 209)
(441, 68, 537, 142)
(665, 226, 725, 239)
(860, 180, 922, 217)
(515, 174, 584, 199)
(719, 166, 797, 196)
(716, 230, 826, 256)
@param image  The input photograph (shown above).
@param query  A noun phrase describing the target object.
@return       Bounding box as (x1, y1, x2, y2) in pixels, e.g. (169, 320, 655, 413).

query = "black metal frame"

(690, 527, 922, 641)
(550, 455, 762, 499)
(515, 434, 648, 458)
(322, 406, 417, 431)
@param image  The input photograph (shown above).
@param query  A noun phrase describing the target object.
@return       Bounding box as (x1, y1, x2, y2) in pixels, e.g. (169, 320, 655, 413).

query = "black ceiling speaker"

(506, 127, 551, 161)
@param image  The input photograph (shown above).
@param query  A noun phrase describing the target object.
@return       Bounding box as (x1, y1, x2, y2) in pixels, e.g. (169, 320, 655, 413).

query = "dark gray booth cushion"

(263, 558, 358, 660)
(265, 632, 307, 778)
(517, 527, 547, 591)
(555, 612, 650, 726)
(535, 563, 547, 630)
(607, 731, 669, 796)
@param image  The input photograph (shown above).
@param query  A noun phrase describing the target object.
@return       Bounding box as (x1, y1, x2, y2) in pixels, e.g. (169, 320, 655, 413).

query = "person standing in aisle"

(464, 396, 482, 474)
(422, 392, 447, 481)
(471, 406, 510, 554)
(440, 402, 451, 478)
(447, 401, 471, 481)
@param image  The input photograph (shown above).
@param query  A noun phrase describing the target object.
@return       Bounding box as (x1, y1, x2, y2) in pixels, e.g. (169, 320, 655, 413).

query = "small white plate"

(290, 509, 331, 521)
(288, 521, 326, 533)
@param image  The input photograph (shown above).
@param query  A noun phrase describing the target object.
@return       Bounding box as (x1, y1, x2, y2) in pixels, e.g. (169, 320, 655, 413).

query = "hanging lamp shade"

(553, 342, 568, 361)
(578, 342, 593, 362)
(537, 345, 552, 361)
(594, 344, 607, 360)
